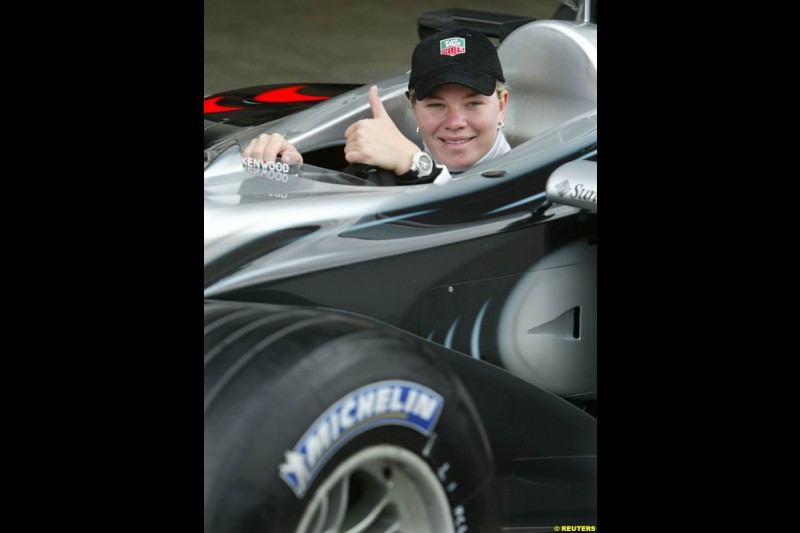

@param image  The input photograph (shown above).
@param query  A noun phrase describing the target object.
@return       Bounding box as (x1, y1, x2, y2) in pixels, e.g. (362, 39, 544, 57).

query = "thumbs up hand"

(344, 85, 420, 175)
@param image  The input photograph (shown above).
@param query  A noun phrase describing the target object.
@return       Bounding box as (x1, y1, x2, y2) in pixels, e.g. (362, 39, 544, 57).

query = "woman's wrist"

(394, 143, 422, 175)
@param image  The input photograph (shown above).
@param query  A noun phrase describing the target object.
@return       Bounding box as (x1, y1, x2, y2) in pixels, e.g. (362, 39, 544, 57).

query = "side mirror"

(546, 159, 597, 213)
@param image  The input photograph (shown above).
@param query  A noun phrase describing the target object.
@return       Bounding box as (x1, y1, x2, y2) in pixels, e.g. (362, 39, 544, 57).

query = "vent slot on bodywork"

(527, 306, 581, 340)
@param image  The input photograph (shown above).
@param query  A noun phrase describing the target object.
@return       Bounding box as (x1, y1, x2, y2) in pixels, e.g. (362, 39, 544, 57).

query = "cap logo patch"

(440, 37, 466, 56)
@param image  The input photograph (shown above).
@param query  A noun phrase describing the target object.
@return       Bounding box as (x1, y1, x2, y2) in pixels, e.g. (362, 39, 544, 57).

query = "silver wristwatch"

(409, 151, 434, 178)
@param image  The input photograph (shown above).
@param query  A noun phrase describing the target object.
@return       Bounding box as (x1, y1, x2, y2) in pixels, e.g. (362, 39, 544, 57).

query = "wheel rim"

(296, 444, 454, 533)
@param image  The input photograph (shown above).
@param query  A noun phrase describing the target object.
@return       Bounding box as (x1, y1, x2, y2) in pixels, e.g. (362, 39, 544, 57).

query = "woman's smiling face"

(413, 83, 507, 170)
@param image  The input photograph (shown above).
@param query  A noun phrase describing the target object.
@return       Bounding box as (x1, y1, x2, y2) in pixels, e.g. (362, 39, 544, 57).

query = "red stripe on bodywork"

(254, 85, 331, 103)
(204, 96, 246, 113)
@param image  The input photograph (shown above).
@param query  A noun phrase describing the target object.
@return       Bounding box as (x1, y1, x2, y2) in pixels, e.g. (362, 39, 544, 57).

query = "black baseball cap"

(408, 27, 505, 100)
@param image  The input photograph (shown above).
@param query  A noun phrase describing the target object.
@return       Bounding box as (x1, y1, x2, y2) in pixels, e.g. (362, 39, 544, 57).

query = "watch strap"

(396, 161, 444, 185)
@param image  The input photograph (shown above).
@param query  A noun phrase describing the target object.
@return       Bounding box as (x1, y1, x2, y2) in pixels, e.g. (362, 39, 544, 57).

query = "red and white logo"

(440, 37, 466, 56)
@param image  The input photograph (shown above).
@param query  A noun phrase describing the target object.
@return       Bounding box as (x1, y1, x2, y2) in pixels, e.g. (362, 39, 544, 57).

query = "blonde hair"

(408, 81, 507, 105)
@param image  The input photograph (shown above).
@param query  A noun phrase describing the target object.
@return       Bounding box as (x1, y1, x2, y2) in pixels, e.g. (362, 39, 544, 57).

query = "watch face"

(413, 152, 433, 176)
(418, 153, 433, 172)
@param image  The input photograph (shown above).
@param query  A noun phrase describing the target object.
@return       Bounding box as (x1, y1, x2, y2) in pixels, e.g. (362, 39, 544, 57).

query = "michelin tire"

(204, 301, 497, 532)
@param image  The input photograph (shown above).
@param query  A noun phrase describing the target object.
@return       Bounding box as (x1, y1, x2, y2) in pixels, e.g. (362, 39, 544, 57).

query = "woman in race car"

(243, 27, 509, 185)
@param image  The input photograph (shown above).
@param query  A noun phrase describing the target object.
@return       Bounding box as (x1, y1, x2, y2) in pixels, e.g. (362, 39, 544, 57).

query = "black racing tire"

(204, 300, 497, 533)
